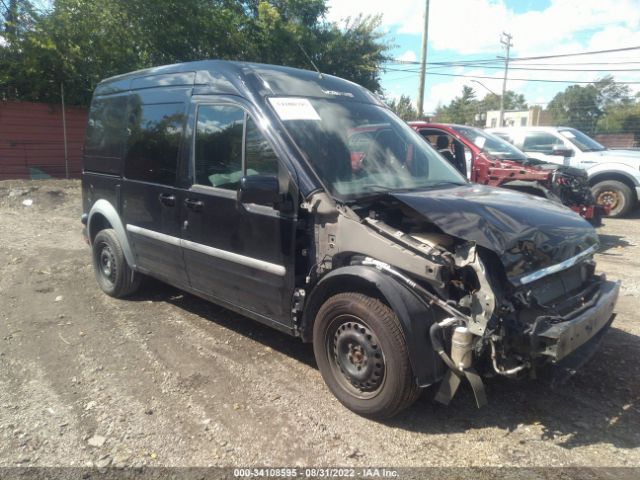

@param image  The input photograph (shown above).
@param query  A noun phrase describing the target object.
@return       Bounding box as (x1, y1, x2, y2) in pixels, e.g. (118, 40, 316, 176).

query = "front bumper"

(532, 278, 620, 361)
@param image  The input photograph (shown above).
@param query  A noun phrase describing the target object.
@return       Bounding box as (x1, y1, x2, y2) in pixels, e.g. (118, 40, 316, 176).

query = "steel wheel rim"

(99, 244, 116, 284)
(596, 190, 621, 212)
(325, 314, 386, 400)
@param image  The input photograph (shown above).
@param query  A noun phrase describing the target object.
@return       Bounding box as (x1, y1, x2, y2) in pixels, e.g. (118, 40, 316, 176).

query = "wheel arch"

(301, 265, 446, 387)
(88, 199, 135, 267)
(589, 171, 638, 202)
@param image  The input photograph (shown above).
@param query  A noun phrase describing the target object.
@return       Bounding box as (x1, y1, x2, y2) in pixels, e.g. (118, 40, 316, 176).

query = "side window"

(245, 116, 279, 177)
(417, 129, 443, 148)
(194, 105, 244, 189)
(523, 132, 563, 154)
(492, 132, 513, 144)
(85, 95, 128, 158)
(124, 102, 185, 185)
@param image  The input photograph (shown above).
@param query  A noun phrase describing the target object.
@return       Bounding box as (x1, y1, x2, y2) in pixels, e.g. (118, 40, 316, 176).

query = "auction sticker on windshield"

(269, 97, 321, 121)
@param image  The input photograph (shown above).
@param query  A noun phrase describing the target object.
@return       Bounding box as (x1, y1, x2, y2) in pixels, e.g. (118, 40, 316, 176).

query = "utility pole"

(499, 32, 513, 127)
(61, 83, 69, 179)
(416, 0, 430, 119)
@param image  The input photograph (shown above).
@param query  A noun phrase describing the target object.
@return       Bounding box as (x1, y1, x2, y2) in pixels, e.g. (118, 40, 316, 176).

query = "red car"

(409, 122, 605, 223)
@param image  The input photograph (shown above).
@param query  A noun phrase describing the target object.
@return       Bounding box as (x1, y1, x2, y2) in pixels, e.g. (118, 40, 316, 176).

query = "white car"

(487, 126, 640, 217)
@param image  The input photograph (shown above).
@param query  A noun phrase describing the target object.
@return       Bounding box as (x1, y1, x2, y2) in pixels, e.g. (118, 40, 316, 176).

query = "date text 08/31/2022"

(233, 468, 399, 478)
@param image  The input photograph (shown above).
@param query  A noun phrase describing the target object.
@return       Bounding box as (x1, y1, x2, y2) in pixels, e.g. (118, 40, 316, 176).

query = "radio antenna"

(298, 43, 324, 79)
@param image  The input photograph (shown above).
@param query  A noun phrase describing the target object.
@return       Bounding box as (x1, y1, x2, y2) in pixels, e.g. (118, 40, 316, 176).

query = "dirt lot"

(0, 179, 639, 469)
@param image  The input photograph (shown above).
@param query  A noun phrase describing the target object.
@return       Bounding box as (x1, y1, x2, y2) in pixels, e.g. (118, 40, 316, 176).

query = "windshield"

(559, 128, 605, 152)
(451, 125, 528, 162)
(269, 98, 466, 199)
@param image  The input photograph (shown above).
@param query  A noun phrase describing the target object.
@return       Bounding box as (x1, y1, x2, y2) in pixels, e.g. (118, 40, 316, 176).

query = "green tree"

(433, 85, 477, 124)
(547, 75, 632, 135)
(0, 0, 391, 105)
(477, 90, 527, 112)
(387, 94, 417, 121)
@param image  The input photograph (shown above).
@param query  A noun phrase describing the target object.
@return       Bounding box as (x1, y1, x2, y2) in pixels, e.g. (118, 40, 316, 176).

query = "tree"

(477, 90, 527, 112)
(547, 85, 600, 133)
(433, 85, 478, 124)
(547, 75, 633, 135)
(0, 0, 391, 105)
(1, 0, 37, 41)
(387, 94, 417, 121)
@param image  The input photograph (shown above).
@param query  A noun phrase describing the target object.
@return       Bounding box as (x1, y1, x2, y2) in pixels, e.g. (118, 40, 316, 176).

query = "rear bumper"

(532, 278, 620, 361)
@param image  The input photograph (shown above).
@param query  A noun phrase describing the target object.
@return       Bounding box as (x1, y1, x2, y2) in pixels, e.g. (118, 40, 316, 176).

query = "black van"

(82, 60, 620, 418)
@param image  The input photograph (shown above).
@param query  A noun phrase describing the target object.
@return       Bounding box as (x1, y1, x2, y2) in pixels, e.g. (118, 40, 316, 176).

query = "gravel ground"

(0, 179, 638, 470)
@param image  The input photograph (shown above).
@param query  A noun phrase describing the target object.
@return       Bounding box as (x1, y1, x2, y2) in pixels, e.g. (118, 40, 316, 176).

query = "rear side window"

(124, 103, 186, 185)
(522, 132, 564, 154)
(85, 95, 128, 158)
(194, 105, 280, 189)
(84, 95, 128, 174)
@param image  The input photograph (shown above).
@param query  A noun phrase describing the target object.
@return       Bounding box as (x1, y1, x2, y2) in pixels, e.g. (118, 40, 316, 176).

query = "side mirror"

(551, 146, 574, 157)
(239, 174, 280, 207)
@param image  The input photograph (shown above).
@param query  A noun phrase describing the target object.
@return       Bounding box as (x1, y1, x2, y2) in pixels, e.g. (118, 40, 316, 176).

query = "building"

(485, 107, 552, 128)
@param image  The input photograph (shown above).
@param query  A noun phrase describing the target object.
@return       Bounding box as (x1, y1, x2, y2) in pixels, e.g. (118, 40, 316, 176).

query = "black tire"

(313, 292, 419, 419)
(592, 180, 634, 218)
(92, 229, 141, 298)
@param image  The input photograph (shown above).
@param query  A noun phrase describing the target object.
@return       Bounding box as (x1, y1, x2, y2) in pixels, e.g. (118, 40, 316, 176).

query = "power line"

(397, 63, 640, 73)
(387, 45, 640, 67)
(381, 67, 640, 84)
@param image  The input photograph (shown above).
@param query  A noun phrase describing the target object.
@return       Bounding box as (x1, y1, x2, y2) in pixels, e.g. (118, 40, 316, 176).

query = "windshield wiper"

(359, 184, 393, 193)
(425, 181, 467, 189)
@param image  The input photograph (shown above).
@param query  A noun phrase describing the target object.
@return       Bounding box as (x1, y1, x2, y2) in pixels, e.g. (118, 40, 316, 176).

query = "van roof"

(94, 60, 383, 106)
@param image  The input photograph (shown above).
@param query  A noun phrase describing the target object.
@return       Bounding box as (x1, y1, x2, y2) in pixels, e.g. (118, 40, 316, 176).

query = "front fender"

(88, 199, 135, 268)
(302, 265, 447, 387)
(585, 162, 640, 186)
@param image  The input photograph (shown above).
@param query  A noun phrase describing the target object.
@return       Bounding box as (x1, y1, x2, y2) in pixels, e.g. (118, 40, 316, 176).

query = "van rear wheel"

(313, 293, 419, 419)
(92, 229, 141, 298)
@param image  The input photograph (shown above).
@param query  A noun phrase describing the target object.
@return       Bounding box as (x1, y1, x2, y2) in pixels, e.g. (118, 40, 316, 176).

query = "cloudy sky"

(326, 0, 640, 113)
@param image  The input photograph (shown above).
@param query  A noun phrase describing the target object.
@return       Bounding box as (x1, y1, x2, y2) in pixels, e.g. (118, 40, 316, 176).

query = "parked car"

(81, 60, 619, 419)
(408, 122, 604, 224)
(487, 126, 640, 217)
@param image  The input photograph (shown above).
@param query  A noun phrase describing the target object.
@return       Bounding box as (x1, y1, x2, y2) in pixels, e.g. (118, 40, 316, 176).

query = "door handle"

(184, 198, 204, 212)
(159, 193, 176, 207)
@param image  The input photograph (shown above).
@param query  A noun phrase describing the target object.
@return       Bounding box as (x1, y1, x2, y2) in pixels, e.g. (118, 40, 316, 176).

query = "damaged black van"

(81, 60, 620, 418)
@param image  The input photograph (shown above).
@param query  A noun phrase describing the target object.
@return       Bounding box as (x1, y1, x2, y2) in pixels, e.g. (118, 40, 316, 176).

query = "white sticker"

(473, 136, 486, 148)
(560, 130, 576, 139)
(268, 97, 321, 121)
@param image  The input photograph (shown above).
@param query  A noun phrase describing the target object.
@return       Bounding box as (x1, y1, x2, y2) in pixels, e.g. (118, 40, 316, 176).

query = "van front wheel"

(313, 293, 419, 419)
(92, 229, 141, 298)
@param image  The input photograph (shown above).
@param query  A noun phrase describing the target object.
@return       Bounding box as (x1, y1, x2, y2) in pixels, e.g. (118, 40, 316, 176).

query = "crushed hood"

(391, 184, 599, 284)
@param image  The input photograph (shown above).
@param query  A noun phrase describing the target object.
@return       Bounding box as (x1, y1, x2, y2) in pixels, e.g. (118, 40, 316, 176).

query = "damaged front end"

(482, 156, 604, 223)
(547, 165, 608, 222)
(305, 184, 619, 407)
